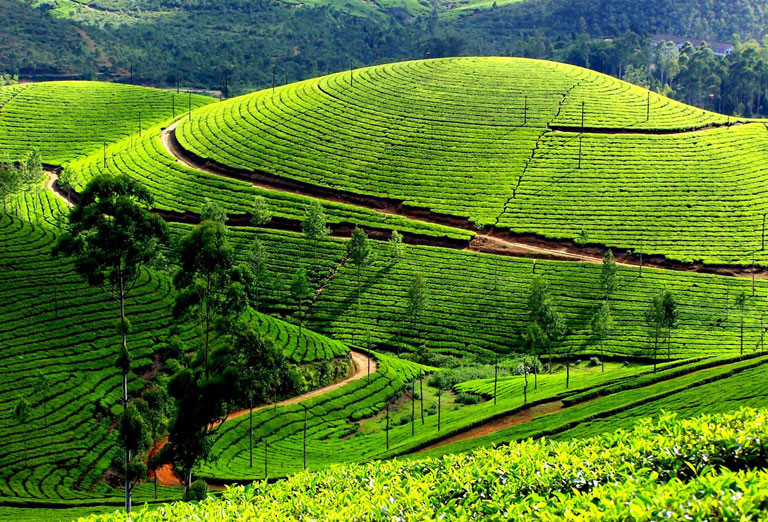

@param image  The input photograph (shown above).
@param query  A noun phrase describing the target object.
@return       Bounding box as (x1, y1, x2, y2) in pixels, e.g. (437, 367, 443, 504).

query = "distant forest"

(4, 0, 768, 115)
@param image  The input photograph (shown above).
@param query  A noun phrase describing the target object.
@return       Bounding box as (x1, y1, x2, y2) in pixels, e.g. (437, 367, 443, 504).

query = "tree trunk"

(653, 326, 658, 373)
(667, 327, 671, 361)
(523, 365, 528, 403)
(533, 357, 538, 390)
(119, 282, 131, 514)
(437, 390, 441, 431)
(601, 343, 604, 373)
(185, 469, 192, 497)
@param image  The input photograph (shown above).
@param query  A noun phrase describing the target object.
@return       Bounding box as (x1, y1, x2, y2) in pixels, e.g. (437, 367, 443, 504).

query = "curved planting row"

(252, 311, 348, 363)
(64, 123, 471, 240)
(171, 57, 759, 265)
(196, 351, 430, 481)
(0, 82, 212, 164)
(501, 122, 768, 264)
(0, 214, 186, 503)
(205, 224, 768, 360)
(423, 355, 768, 459)
(85, 407, 768, 521)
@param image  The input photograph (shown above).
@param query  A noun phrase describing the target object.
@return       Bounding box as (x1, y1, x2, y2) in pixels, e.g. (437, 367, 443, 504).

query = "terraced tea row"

(83, 407, 768, 521)
(423, 354, 768, 458)
(64, 123, 472, 241)
(204, 224, 768, 360)
(197, 352, 429, 481)
(200, 351, 768, 482)
(0, 214, 183, 504)
(0, 213, 350, 507)
(501, 123, 768, 264)
(172, 57, 757, 264)
(0, 82, 213, 164)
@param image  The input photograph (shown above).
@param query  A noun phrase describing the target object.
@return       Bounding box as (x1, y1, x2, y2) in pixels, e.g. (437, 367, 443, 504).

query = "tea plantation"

(2, 59, 768, 520)
(82, 408, 768, 520)
(173, 57, 766, 265)
(0, 82, 212, 164)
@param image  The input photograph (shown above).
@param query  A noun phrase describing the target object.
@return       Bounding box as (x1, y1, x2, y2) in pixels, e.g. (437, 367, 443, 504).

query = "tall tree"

(200, 198, 227, 225)
(406, 273, 428, 343)
(22, 149, 45, 194)
(118, 403, 150, 504)
(523, 322, 546, 389)
(232, 324, 298, 467)
(173, 218, 251, 377)
(661, 289, 679, 361)
(527, 276, 565, 373)
(246, 238, 269, 312)
(0, 155, 22, 213)
(590, 301, 613, 372)
(53, 174, 167, 513)
(165, 348, 240, 496)
(388, 230, 404, 262)
(302, 201, 330, 278)
(291, 268, 311, 336)
(645, 291, 665, 372)
(346, 227, 372, 322)
(599, 249, 618, 301)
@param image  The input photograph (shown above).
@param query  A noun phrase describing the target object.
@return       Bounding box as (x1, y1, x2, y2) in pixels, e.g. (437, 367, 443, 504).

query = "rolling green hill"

(174, 57, 764, 265)
(3, 62, 768, 520)
(0, 82, 212, 164)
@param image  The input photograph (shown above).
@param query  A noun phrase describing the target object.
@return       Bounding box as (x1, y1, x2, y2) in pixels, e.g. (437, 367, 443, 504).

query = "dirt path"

(160, 123, 768, 279)
(46, 171, 72, 207)
(149, 350, 376, 487)
(416, 400, 564, 454)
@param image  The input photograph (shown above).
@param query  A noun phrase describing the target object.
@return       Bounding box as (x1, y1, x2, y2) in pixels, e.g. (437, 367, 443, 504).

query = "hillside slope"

(0, 82, 213, 164)
(174, 57, 765, 265)
(82, 408, 768, 520)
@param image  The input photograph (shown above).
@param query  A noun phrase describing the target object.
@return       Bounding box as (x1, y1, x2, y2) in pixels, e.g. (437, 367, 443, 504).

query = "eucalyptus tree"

(53, 173, 167, 513)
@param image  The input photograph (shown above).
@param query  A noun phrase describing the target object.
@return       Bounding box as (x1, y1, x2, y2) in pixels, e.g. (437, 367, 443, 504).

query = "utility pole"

(385, 399, 390, 450)
(367, 352, 370, 381)
(419, 374, 424, 424)
(177, 79, 180, 94)
(524, 96, 528, 125)
(302, 406, 307, 470)
(581, 101, 585, 131)
(437, 387, 441, 431)
(411, 381, 415, 436)
(578, 136, 582, 169)
(647, 91, 651, 121)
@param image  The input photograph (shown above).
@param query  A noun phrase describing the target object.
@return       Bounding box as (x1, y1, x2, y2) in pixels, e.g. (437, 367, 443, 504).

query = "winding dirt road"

(159, 124, 767, 279)
(150, 350, 376, 487)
